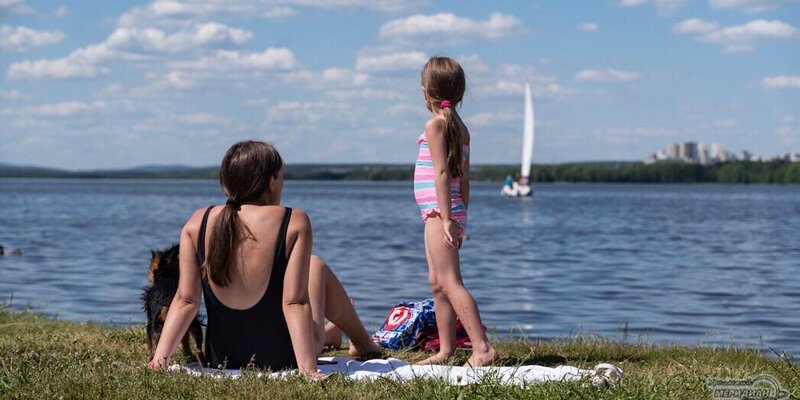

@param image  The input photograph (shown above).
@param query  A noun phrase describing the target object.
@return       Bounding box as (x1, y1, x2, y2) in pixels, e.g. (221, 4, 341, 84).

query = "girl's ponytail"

(441, 104, 464, 178)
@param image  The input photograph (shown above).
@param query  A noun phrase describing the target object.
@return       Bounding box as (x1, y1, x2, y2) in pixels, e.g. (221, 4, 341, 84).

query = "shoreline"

(2, 160, 799, 184)
(2, 308, 797, 398)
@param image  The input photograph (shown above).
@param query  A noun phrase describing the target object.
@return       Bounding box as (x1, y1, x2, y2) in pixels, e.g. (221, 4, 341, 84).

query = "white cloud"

(7, 57, 108, 80)
(118, 0, 419, 27)
(616, 0, 648, 6)
(673, 18, 797, 51)
(577, 22, 600, 32)
(0, 89, 24, 100)
(673, 18, 720, 33)
(7, 22, 255, 80)
(762, 75, 800, 89)
(653, 0, 691, 15)
(355, 51, 428, 72)
(0, 0, 34, 15)
(174, 112, 234, 126)
(473, 64, 576, 99)
(379, 12, 522, 43)
(55, 5, 68, 17)
(710, 0, 792, 13)
(615, 0, 691, 15)
(2, 100, 106, 117)
(105, 23, 251, 53)
(574, 68, 641, 83)
(172, 47, 298, 71)
(0, 25, 65, 51)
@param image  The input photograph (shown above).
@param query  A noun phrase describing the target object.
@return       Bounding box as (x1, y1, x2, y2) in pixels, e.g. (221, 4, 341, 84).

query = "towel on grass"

(169, 357, 623, 387)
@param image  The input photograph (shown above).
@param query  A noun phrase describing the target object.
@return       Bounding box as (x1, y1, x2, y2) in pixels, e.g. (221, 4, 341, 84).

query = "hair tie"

(226, 199, 241, 211)
(440, 100, 452, 109)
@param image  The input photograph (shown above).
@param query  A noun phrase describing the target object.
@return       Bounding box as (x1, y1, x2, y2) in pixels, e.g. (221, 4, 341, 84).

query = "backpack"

(372, 299, 436, 350)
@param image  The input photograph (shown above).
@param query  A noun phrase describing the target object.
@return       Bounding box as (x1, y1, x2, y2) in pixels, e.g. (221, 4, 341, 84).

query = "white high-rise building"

(667, 143, 680, 160)
(698, 143, 710, 165)
(711, 143, 728, 162)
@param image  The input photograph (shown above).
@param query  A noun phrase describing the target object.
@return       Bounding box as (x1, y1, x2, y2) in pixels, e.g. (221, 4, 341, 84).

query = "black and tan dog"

(141, 244, 206, 366)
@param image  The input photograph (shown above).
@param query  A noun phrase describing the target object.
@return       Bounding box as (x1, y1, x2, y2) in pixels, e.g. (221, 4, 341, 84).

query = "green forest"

(2, 161, 799, 183)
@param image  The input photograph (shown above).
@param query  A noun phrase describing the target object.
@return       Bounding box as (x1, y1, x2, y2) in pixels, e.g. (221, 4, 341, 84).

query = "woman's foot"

(464, 346, 496, 368)
(323, 322, 342, 349)
(414, 351, 455, 365)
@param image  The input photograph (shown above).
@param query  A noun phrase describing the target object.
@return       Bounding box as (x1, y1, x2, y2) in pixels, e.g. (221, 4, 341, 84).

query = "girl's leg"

(309, 256, 383, 357)
(423, 217, 495, 367)
(415, 223, 457, 365)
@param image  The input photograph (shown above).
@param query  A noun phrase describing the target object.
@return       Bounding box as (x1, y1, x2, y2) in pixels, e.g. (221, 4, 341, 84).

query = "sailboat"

(501, 82, 534, 197)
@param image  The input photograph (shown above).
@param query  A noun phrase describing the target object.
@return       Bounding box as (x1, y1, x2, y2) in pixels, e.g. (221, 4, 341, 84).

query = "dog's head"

(148, 244, 180, 283)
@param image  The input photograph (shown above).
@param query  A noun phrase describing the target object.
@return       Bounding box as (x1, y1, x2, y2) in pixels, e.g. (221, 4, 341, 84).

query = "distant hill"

(1, 161, 798, 183)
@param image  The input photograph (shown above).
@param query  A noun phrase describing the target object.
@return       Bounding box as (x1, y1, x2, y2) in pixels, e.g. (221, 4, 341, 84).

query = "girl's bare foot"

(347, 339, 384, 360)
(464, 346, 496, 368)
(414, 351, 455, 365)
(323, 322, 342, 349)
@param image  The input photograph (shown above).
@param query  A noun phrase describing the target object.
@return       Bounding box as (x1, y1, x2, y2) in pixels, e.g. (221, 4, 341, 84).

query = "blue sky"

(1, 0, 798, 169)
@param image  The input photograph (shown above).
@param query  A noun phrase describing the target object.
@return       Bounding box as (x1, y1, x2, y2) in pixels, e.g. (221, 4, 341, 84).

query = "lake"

(1, 179, 798, 356)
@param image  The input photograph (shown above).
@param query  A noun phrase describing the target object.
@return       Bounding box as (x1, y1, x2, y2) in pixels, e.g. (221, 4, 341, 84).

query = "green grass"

(1, 307, 797, 399)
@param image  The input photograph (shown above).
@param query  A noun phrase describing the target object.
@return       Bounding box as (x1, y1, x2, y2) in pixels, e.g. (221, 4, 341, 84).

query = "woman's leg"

(307, 256, 328, 354)
(415, 223, 458, 365)
(309, 256, 382, 357)
(422, 216, 495, 367)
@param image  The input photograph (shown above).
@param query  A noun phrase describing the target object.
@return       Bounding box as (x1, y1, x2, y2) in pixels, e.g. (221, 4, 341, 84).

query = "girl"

(414, 57, 495, 367)
(149, 141, 381, 375)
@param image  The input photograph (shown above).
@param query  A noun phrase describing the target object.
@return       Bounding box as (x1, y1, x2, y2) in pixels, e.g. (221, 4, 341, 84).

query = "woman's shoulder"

(285, 207, 310, 232)
(182, 206, 215, 233)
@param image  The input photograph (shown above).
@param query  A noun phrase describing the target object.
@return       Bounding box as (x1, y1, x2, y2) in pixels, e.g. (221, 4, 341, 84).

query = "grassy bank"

(1, 308, 797, 399)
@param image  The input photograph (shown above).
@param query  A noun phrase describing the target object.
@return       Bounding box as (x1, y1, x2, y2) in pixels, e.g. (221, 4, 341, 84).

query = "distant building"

(679, 142, 698, 162)
(642, 141, 791, 165)
(667, 143, 680, 160)
(698, 143, 710, 165)
(711, 143, 729, 162)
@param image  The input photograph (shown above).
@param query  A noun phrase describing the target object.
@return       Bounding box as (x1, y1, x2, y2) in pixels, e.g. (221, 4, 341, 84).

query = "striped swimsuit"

(414, 132, 470, 234)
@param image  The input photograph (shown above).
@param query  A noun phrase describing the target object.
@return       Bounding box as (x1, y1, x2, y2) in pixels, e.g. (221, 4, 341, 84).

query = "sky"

(1, 0, 798, 170)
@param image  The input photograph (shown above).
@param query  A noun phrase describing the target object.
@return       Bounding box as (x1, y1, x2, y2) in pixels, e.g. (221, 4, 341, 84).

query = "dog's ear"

(148, 251, 162, 283)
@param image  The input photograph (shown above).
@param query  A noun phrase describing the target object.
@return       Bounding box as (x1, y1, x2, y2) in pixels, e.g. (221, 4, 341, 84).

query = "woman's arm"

(149, 211, 204, 369)
(425, 118, 460, 247)
(281, 209, 319, 376)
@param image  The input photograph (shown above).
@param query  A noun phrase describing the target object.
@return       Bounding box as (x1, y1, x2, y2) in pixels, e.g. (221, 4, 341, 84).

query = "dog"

(141, 244, 206, 367)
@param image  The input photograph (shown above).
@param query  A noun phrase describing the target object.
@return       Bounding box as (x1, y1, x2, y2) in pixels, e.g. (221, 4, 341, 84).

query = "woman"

(149, 140, 382, 376)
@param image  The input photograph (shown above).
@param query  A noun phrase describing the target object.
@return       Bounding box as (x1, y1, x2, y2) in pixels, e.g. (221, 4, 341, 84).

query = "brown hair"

(421, 56, 466, 177)
(206, 140, 283, 286)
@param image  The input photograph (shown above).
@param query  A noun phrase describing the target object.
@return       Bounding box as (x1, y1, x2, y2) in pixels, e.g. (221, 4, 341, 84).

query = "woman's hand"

(148, 355, 172, 370)
(442, 219, 460, 249)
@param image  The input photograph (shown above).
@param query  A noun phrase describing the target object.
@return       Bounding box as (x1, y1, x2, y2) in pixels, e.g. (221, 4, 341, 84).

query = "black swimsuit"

(196, 206, 296, 370)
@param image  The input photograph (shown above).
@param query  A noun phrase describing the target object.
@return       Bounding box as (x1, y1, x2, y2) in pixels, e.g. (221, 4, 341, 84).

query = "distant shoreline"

(1, 161, 798, 184)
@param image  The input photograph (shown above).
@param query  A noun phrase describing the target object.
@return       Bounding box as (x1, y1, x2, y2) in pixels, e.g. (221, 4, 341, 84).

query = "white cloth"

(169, 357, 623, 387)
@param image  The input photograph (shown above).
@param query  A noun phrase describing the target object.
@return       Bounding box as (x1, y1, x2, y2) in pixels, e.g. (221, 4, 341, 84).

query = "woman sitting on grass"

(149, 140, 381, 377)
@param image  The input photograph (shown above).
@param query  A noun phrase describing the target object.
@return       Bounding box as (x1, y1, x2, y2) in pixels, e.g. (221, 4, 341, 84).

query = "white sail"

(521, 82, 534, 179)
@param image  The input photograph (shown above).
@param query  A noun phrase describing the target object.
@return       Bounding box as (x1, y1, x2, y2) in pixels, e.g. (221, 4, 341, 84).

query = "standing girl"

(414, 56, 495, 367)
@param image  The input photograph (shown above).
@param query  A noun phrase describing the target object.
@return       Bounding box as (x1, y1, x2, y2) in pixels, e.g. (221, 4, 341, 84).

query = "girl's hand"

(148, 355, 171, 370)
(442, 219, 460, 249)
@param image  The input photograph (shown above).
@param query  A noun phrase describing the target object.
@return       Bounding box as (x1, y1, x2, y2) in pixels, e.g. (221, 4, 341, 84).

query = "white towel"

(169, 357, 623, 387)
